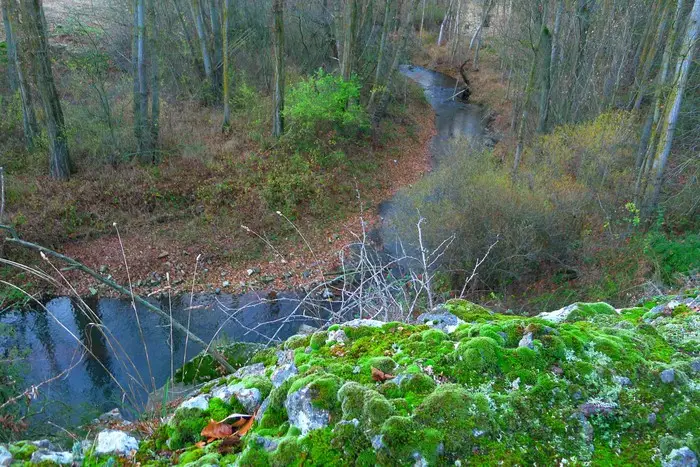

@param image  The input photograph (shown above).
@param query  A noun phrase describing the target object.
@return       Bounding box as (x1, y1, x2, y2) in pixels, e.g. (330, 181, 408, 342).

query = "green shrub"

(645, 231, 700, 283)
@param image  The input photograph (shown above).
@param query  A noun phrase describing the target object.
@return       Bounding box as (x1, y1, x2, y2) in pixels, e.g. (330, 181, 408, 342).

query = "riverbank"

(2, 295, 698, 465)
(1, 87, 435, 302)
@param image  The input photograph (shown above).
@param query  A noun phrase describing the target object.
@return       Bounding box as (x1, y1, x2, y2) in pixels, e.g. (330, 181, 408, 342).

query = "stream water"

(0, 65, 486, 432)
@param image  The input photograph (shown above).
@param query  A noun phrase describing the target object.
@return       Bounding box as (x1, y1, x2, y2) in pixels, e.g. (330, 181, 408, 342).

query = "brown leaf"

(371, 367, 394, 382)
(235, 410, 256, 437)
(217, 434, 242, 454)
(201, 418, 233, 441)
(194, 441, 206, 449)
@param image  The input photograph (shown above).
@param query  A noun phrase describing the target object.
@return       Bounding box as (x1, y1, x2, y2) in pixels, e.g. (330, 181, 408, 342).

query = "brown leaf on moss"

(217, 434, 242, 454)
(235, 410, 256, 437)
(201, 418, 233, 441)
(371, 367, 394, 382)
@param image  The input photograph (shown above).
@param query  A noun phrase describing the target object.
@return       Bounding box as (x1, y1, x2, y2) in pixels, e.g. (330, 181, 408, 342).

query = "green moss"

(309, 332, 328, 350)
(461, 336, 501, 372)
(284, 334, 311, 350)
(399, 373, 436, 395)
(236, 444, 270, 467)
(270, 437, 301, 467)
(288, 372, 342, 412)
(177, 448, 204, 465)
(242, 376, 274, 399)
(8, 441, 37, 460)
(251, 347, 278, 367)
(338, 381, 369, 420)
(444, 299, 493, 322)
(364, 356, 397, 374)
(420, 328, 448, 345)
(565, 302, 617, 322)
(168, 408, 209, 450)
(361, 391, 395, 432)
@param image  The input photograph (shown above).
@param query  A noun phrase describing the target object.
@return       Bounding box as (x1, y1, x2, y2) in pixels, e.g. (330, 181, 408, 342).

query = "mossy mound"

(11, 298, 699, 466)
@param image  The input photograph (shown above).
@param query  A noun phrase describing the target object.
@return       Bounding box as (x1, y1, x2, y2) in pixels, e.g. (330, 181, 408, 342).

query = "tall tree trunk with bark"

(1, 0, 18, 92)
(136, 0, 150, 160)
(191, 0, 214, 93)
(209, 0, 223, 91)
(369, 0, 392, 108)
(272, 0, 285, 138)
(631, 0, 671, 110)
(222, 0, 231, 131)
(470, 0, 495, 70)
(341, 0, 359, 81)
(3, 0, 37, 150)
(148, 0, 160, 159)
(537, 26, 552, 133)
(23, 0, 71, 179)
(648, 0, 699, 212)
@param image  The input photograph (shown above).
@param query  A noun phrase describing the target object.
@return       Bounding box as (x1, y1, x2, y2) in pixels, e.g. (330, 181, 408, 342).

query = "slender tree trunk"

(512, 56, 536, 175)
(631, 0, 671, 110)
(341, 0, 359, 81)
(437, 0, 454, 45)
(371, 0, 419, 125)
(23, 0, 71, 179)
(369, 0, 392, 108)
(419, 0, 426, 37)
(635, 0, 685, 202)
(470, 0, 495, 70)
(209, 0, 223, 91)
(3, 0, 37, 150)
(648, 0, 698, 212)
(173, 0, 203, 78)
(1, 0, 18, 92)
(148, 0, 159, 159)
(537, 27, 552, 133)
(191, 0, 214, 91)
(222, 0, 231, 131)
(136, 0, 150, 160)
(272, 0, 285, 138)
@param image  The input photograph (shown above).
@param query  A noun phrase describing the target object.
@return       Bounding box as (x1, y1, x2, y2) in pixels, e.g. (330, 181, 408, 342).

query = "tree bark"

(1, 0, 18, 92)
(341, 0, 359, 81)
(272, 0, 285, 137)
(537, 27, 552, 133)
(631, 0, 672, 110)
(136, 0, 150, 161)
(148, 0, 160, 160)
(23, 0, 71, 179)
(191, 0, 214, 90)
(437, 0, 455, 46)
(368, 0, 392, 108)
(648, 0, 698, 212)
(209, 0, 223, 91)
(222, 0, 231, 131)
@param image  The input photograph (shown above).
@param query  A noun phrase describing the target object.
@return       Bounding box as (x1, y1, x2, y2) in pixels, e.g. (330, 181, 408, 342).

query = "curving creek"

(0, 66, 486, 431)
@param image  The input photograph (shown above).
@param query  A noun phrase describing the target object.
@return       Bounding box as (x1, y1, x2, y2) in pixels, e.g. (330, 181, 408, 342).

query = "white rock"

(94, 430, 139, 456)
(342, 319, 385, 328)
(518, 332, 534, 349)
(284, 386, 330, 435)
(0, 446, 12, 466)
(537, 303, 578, 324)
(178, 394, 210, 411)
(272, 363, 298, 388)
(326, 329, 349, 344)
(30, 450, 73, 464)
(233, 363, 266, 379)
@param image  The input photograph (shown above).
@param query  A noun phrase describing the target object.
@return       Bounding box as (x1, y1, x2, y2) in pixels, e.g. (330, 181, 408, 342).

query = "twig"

(460, 237, 499, 298)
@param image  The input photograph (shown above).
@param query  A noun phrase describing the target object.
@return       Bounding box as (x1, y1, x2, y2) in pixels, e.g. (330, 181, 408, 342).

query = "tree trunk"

(648, 0, 698, 212)
(419, 0, 426, 37)
(23, 0, 71, 179)
(272, 0, 285, 138)
(537, 27, 552, 133)
(3, 0, 37, 151)
(437, 0, 454, 46)
(173, 0, 202, 76)
(341, 0, 359, 81)
(371, 0, 419, 125)
(470, 0, 495, 70)
(631, 0, 671, 110)
(1, 0, 18, 92)
(148, 0, 159, 160)
(209, 0, 223, 91)
(136, 0, 150, 160)
(191, 0, 214, 90)
(368, 0, 392, 108)
(222, 0, 231, 131)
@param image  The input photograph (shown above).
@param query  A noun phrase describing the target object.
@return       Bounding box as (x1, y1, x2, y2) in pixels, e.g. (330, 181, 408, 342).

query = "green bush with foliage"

(284, 70, 368, 145)
(645, 231, 700, 284)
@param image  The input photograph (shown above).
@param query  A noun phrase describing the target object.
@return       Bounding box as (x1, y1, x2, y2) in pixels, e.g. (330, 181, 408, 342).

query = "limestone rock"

(342, 319, 386, 328)
(30, 450, 73, 464)
(327, 329, 349, 344)
(415, 312, 464, 333)
(271, 362, 298, 388)
(518, 332, 534, 349)
(284, 386, 330, 435)
(0, 446, 12, 467)
(663, 447, 698, 467)
(178, 394, 210, 411)
(233, 363, 266, 379)
(94, 430, 139, 456)
(660, 368, 676, 384)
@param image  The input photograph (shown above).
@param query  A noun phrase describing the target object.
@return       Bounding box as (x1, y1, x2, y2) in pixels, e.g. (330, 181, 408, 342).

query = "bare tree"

(22, 0, 71, 179)
(272, 0, 285, 137)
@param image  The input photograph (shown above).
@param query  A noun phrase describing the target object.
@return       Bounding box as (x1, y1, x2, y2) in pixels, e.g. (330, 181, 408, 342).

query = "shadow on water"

(1, 292, 325, 429)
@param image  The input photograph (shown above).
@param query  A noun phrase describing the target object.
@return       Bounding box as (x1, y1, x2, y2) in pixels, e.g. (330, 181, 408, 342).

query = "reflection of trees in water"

(72, 298, 113, 401)
(32, 308, 61, 378)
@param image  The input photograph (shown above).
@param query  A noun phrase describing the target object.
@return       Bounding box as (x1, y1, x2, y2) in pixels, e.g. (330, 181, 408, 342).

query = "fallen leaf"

(194, 441, 206, 449)
(201, 418, 233, 441)
(217, 434, 242, 454)
(371, 367, 394, 382)
(235, 410, 257, 437)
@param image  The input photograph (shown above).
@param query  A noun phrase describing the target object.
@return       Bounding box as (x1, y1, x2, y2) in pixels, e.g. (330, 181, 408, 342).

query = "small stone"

(326, 329, 349, 344)
(660, 368, 675, 384)
(663, 447, 698, 467)
(178, 394, 210, 411)
(233, 363, 266, 379)
(272, 363, 298, 388)
(614, 376, 632, 387)
(158, 251, 169, 259)
(233, 386, 262, 414)
(690, 358, 700, 373)
(371, 434, 385, 450)
(285, 386, 330, 435)
(0, 446, 12, 466)
(30, 450, 73, 465)
(95, 408, 124, 424)
(342, 319, 386, 328)
(215, 287, 221, 294)
(518, 332, 535, 349)
(94, 430, 139, 456)
(415, 311, 464, 333)
(89, 287, 98, 296)
(222, 280, 230, 288)
(648, 412, 657, 426)
(254, 435, 280, 452)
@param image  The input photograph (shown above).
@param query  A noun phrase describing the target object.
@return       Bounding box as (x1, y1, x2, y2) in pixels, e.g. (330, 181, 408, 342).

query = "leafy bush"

(284, 70, 368, 145)
(645, 231, 700, 284)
